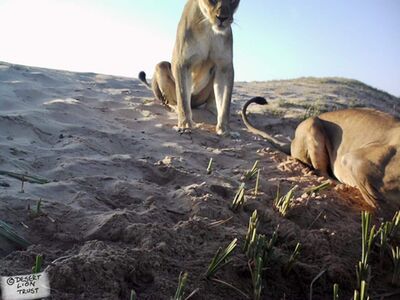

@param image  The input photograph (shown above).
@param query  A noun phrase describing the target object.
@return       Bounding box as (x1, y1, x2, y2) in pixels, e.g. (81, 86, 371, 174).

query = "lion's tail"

(138, 71, 152, 90)
(241, 97, 291, 155)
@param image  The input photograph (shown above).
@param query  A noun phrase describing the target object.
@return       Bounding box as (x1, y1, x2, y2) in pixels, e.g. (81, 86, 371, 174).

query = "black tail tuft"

(138, 71, 147, 83)
(250, 97, 268, 105)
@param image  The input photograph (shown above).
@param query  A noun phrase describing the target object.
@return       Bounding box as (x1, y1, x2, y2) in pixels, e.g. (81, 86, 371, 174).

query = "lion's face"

(199, 0, 240, 34)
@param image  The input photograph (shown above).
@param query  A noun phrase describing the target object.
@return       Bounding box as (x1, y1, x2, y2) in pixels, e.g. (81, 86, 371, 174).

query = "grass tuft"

(304, 181, 331, 195)
(254, 169, 261, 195)
(173, 272, 188, 300)
(250, 256, 264, 300)
(207, 158, 213, 175)
(0, 220, 31, 248)
(130, 289, 137, 300)
(390, 246, 400, 286)
(32, 254, 43, 273)
(274, 185, 297, 216)
(30, 198, 43, 218)
(246, 227, 279, 300)
(354, 280, 369, 300)
(285, 243, 301, 275)
(377, 210, 400, 263)
(205, 238, 237, 279)
(231, 183, 246, 212)
(333, 283, 339, 300)
(355, 212, 375, 298)
(243, 210, 259, 255)
(243, 161, 260, 181)
(0, 170, 50, 184)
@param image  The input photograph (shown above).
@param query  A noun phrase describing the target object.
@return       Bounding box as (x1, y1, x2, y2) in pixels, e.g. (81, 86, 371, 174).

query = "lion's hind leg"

(293, 117, 331, 177)
(152, 61, 177, 108)
(339, 145, 396, 207)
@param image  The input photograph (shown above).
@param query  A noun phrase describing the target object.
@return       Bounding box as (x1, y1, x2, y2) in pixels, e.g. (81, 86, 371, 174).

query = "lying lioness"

(242, 97, 400, 207)
(139, 0, 240, 135)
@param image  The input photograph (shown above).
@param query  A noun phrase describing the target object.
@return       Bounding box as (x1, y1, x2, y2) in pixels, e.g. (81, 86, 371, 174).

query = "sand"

(0, 61, 399, 299)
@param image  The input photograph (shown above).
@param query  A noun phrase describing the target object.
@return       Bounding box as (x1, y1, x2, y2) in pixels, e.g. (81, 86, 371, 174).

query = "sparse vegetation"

(390, 246, 400, 286)
(244, 224, 279, 300)
(254, 169, 261, 195)
(130, 289, 137, 300)
(205, 238, 237, 279)
(304, 181, 331, 195)
(173, 272, 188, 300)
(285, 243, 301, 275)
(29, 198, 43, 218)
(231, 183, 246, 212)
(303, 102, 324, 119)
(354, 280, 369, 300)
(20, 174, 25, 193)
(243, 161, 260, 181)
(247, 235, 268, 300)
(32, 254, 43, 273)
(377, 211, 400, 263)
(207, 158, 213, 175)
(0, 220, 31, 248)
(1, 69, 399, 300)
(355, 212, 376, 298)
(243, 210, 259, 255)
(250, 255, 264, 300)
(274, 185, 297, 216)
(333, 283, 339, 300)
(0, 170, 50, 184)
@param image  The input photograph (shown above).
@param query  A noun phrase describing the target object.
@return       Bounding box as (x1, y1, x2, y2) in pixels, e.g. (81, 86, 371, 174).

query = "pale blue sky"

(0, 0, 399, 96)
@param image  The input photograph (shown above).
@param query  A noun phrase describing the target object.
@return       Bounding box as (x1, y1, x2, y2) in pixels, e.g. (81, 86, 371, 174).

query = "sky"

(0, 0, 399, 96)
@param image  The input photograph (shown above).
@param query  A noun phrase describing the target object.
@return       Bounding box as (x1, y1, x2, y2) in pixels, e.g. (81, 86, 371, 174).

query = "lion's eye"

(209, 0, 217, 5)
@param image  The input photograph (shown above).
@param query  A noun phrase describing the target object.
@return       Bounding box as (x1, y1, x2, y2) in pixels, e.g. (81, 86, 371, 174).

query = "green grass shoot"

(354, 280, 369, 300)
(30, 198, 43, 218)
(20, 174, 25, 193)
(173, 272, 188, 300)
(244, 160, 260, 181)
(130, 289, 137, 300)
(254, 169, 261, 195)
(231, 183, 246, 212)
(36, 199, 42, 215)
(247, 226, 278, 266)
(205, 238, 237, 279)
(285, 242, 301, 275)
(0, 170, 50, 184)
(32, 254, 43, 273)
(304, 181, 331, 194)
(333, 283, 339, 300)
(207, 158, 213, 175)
(354, 212, 376, 299)
(274, 186, 297, 216)
(250, 256, 264, 300)
(248, 228, 279, 300)
(377, 211, 399, 261)
(390, 246, 400, 286)
(0, 220, 31, 248)
(243, 210, 259, 254)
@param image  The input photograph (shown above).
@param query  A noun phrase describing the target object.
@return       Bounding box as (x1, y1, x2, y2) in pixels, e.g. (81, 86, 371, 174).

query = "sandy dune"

(0, 61, 399, 299)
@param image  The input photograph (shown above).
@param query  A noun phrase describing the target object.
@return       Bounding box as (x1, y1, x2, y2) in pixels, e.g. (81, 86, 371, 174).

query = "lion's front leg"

(173, 64, 194, 131)
(214, 63, 234, 135)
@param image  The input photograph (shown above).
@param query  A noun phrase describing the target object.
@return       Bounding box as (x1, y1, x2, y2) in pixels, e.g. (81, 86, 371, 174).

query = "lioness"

(139, 0, 240, 135)
(242, 97, 400, 208)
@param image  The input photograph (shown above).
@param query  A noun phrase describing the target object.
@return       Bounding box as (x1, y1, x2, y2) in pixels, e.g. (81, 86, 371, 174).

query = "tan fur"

(242, 97, 400, 208)
(139, 0, 240, 135)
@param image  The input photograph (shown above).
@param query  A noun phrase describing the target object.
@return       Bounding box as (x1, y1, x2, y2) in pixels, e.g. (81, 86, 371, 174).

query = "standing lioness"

(139, 0, 240, 135)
